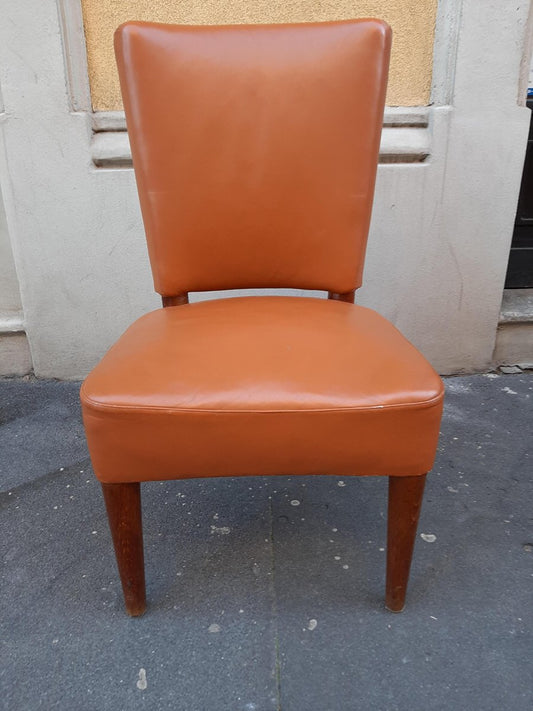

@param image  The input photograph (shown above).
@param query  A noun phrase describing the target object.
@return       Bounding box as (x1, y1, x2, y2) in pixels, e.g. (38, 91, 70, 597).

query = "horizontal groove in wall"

(379, 126, 430, 163)
(0, 313, 25, 334)
(91, 106, 430, 133)
(91, 125, 431, 168)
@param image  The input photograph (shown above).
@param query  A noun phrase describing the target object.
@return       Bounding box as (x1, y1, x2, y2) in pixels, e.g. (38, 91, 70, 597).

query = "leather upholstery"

(114, 20, 391, 295)
(81, 19, 444, 487)
(81, 297, 443, 483)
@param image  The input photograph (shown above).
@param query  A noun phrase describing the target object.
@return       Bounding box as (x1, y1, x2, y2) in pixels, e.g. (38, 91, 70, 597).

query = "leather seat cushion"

(81, 297, 444, 482)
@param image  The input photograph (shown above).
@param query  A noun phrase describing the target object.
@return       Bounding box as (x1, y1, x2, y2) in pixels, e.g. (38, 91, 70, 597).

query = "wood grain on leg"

(386, 474, 426, 612)
(101, 482, 146, 616)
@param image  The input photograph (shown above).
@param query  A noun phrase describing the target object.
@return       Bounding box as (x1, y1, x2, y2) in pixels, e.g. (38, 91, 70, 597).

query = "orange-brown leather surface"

(114, 20, 391, 295)
(81, 297, 444, 482)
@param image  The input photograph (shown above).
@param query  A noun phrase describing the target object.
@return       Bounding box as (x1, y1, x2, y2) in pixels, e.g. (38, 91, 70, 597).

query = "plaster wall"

(0, 184, 22, 315)
(0, 143, 31, 376)
(0, 0, 530, 378)
(81, 0, 438, 109)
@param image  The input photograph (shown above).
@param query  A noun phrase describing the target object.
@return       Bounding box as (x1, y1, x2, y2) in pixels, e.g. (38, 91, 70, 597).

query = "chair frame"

(101, 289, 427, 616)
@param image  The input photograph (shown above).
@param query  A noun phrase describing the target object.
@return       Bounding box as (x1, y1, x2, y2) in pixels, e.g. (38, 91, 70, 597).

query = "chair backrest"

(115, 20, 391, 297)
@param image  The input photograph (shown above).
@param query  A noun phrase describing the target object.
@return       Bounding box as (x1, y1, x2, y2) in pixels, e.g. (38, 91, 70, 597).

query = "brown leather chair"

(81, 19, 444, 616)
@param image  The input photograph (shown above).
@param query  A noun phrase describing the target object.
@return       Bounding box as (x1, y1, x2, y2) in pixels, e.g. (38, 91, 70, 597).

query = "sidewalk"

(1, 373, 532, 710)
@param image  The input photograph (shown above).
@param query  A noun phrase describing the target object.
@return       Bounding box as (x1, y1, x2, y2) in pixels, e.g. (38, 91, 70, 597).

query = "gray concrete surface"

(0, 374, 532, 710)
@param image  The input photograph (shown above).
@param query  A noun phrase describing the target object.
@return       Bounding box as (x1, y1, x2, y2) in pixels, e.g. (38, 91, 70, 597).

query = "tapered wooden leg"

(386, 474, 426, 612)
(101, 482, 146, 616)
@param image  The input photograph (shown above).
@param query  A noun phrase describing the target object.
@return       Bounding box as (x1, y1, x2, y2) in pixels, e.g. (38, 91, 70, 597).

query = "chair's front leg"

(385, 474, 426, 612)
(101, 482, 146, 616)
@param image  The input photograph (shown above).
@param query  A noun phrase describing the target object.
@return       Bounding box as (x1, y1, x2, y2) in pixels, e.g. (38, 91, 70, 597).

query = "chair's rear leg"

(386, 474, 426, 612)
(101, 482, 146, 616)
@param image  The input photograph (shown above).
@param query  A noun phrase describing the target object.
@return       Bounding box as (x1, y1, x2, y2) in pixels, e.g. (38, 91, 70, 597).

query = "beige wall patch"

(81, 0, 438, 110)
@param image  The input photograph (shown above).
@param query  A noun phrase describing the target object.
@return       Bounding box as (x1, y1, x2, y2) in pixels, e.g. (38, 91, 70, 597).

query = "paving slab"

(1, 381, 278, 710)
(0, 379, 87, 490)
(0, 373, 532, 710)
(272, 373, 533, 711)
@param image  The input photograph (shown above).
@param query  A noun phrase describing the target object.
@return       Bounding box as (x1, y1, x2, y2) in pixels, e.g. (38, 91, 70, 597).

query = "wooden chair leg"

(101, 482, 146, 616)
(385, 474, 426, 612)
